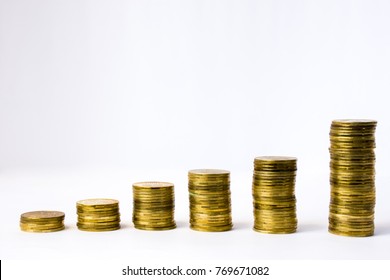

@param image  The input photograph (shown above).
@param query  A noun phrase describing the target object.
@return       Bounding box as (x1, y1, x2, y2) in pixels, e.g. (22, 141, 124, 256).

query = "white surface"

(1, 168, 390, 260)
(1, 0, 390, 260)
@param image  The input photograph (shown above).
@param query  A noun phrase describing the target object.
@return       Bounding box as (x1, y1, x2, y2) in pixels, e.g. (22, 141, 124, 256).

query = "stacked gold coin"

(76, 199, 120, 231)
(132, 182, 176, 230)
(329, 119, 377, 237)
(20, 211, 65, 233)
(188, 169, 233, 232)
(252, 156, 298, 234)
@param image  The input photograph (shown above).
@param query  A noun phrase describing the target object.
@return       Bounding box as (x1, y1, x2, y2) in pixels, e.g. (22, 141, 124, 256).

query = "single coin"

(21, 211, 65, 220)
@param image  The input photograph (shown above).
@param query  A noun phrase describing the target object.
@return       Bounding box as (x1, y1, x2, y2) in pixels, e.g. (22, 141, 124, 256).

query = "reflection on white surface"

(1, 168, 389, 259)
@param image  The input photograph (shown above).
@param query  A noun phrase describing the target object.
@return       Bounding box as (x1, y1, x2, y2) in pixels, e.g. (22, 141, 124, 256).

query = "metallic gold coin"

(77, 224, 120, 232)
(253, 228, 296, 234)
(20, 225, 65, 233)
(328, 119, 377, 237)
(189, 169, 229, 174)
(77, 198, 119, 208)
(20, 211, 65, 233)
(190, 224, 233, 232)
(133, 181, 174, 188)
(132, 181, 176, 231)
(21, 211, 65, 221)
(252, 156, 298, 234)
(76, 198, 120, 232)
(188, 169, 232, 232)
(331, 119, 377, 126)
(134, 224, 176, 231)
(254, 157, 297, 172)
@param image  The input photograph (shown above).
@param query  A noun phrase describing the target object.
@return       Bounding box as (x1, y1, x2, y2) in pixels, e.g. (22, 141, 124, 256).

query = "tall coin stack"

(188, 169, 233, 232)
(252, 156, 298, 234)
(76, 199, 120, 231)
(329, 119, 377, 237)
(132, 182, 176, 230)
(20, 211, 65, 233)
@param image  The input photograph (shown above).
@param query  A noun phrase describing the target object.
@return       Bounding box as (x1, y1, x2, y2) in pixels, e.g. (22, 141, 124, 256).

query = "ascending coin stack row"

(252, 156, 298, 234)
(188, 169, 233, 232)
(328, 119, 377, 237)
(18, 119, 379, 237)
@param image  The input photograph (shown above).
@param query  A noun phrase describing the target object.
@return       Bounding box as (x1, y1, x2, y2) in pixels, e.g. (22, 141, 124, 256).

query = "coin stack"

(188, 169, 233, 232)
(20, 211, 65, 233)
(329, 119, 377, 237)
(76, 199, 120, 231)
(132, 182, 176, 230)
(252, 156, 298, 234)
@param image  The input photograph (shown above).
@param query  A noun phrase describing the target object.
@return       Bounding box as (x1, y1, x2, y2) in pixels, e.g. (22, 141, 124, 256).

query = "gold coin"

(76, 198, 120, 232)
(20, 211, 65, 233)
(328, 119, 377, 237)
(252, 156, 298, 234)
(20, 225, 65, 233)
(77, 225, 120, 232)
(77, 198, 119, 208)
(132, 181, 176, 231)
(21, 211, 65, 220)
(133, 181, 174, 188)
(188, 169, 232, 232)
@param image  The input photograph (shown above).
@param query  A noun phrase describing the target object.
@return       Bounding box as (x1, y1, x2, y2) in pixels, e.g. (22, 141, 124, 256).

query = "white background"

(1, 0, 390, 261)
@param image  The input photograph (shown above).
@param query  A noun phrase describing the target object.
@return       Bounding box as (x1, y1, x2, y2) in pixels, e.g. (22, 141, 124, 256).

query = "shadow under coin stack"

(252, 156, 298, 234)
(188, 169, 233, 232)
(20, 211, 65, 233)
(76, 199, 120, 231)
(329, 119, 377, 237)
(132, 182, 176, 230)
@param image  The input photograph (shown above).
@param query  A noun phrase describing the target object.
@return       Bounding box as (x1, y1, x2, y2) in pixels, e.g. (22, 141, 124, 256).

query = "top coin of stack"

(188, 169, 233, 232)
(20, 211, 65, 233)
(252, 156, 298, 234)
(132, 181, 176, 230)
(76, 198, 120, 232)
(329, 119, 377, 237)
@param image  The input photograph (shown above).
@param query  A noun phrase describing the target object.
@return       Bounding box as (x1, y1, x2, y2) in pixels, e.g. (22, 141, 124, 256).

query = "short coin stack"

(76, 199, 120, 231)
(132, 181, 176, 230)
(329, 119, 377, 237)
(20, 211, 65, 233)
(188, 169, 233, 232)
(252, 156, 298, 234)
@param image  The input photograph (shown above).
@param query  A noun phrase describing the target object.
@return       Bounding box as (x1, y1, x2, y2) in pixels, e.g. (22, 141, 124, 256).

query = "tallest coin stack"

(328, 119, 377, 237)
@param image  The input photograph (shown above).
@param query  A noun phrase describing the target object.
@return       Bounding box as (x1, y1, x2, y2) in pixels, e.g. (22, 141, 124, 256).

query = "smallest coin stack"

(20, 211, 65, 233)
(252, 156, 298, 234)
(76, 199, 120, 231)
(132, 182, 176, 230)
